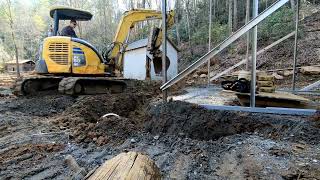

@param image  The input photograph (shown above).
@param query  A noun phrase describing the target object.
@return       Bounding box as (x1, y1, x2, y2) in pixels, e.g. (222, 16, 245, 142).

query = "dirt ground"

(0, 82, 319, 179)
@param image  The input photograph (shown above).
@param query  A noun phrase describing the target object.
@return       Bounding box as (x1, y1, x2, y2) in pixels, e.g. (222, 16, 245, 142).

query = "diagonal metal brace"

(160, 0, 289, 91)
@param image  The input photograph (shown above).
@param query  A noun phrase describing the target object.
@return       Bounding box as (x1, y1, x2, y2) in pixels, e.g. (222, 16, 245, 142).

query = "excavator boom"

(109, 9, 174, 72)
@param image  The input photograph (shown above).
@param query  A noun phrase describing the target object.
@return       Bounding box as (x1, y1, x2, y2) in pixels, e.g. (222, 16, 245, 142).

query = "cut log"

(88, 152, 161, 180)
(300, 66, 320, 75)
(257, 81, 274, 87)
(258, 86, 276, 93)
(257, 75, 274, 81)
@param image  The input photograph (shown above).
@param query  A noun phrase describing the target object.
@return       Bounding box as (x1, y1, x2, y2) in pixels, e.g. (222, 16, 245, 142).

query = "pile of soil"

(72, 116, 139, 146)
(52, 81, 162, 145)
(52, 92, 148, 127)
(145, 101, 320, 144)
(0, 95, 75, 116)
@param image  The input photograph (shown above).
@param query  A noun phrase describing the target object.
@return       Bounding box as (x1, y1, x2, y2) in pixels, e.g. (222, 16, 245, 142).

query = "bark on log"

(88, 152, 161, 180)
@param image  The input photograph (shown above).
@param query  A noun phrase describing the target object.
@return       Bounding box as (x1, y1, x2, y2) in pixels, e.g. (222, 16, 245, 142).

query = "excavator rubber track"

(58, 77, 128, 95)
(13, 76, 63, 96)
(13, 76, 128, 96)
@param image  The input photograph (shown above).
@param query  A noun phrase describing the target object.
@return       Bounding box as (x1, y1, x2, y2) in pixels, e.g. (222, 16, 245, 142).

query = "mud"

(0, 95, 75, 116)
(0, 82, 319, 179)
(71, 116, 140, 145)
(145, 101, 320, 144)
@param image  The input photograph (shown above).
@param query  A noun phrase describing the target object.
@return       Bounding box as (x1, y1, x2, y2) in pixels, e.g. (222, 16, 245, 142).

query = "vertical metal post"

(292, 0, 300, 91)
(162, 0, 168, 102)
(53, 10, 59, 36)
(245, 0, 250, 70)
(250, 0, 258, 107)
(208, 0, 212, 86)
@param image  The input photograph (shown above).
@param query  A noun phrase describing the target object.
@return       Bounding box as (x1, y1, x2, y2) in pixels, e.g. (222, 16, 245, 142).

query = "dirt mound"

(145, 101, 320, 144)
(52, 92, 147, 128)
(51, 92, 148, 146)
(0, 95, 75, 116)
(71, 116, 139, 146)
(52, 81, 162, 145)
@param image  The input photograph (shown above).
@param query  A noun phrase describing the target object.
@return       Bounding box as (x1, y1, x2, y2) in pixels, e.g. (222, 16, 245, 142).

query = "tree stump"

(88, 152, 161, 180)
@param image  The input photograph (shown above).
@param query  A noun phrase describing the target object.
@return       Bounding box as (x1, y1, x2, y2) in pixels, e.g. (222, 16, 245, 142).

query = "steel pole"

(208, 0, 212, 86)
(292, 0, 300, 91)
(245, 0, 250, 70)
(53, 10, 59, 36)
(250, 0, 258, 107)
(162, 0, 168, 102)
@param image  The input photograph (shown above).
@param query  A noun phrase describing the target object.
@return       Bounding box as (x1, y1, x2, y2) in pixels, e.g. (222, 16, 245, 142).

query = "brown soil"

(0, 144, 65, 164)
(145, 101, 320, 144)
(50, 81, 162, 146)
(72, 116, 140, 146)
(1, 88, 319, 179)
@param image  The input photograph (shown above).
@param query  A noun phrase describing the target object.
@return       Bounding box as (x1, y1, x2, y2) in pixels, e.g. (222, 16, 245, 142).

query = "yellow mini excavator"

(14, 6, 174, 95)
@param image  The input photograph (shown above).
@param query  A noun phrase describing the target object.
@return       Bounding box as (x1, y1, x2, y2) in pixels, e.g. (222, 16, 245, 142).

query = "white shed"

(123, 38, 178, 81)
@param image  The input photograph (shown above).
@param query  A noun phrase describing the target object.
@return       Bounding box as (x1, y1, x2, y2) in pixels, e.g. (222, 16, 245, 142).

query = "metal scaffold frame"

(161, 0, 317, 114)
(161, 0, 290, 91)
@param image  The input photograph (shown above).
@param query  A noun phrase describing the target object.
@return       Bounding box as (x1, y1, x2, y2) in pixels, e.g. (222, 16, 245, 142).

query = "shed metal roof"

(125, 38, 180, 52)
(5, 60, 34, 64)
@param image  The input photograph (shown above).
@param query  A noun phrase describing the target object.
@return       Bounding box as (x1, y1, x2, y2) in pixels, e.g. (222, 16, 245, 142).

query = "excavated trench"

(145, 101, 320, 144)
(48, 91, 319, 145)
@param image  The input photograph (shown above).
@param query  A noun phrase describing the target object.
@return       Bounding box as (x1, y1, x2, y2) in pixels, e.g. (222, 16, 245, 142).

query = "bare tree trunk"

(185, 0, 193, 55)
(5, 0, 20, 78)
(228, 0, 233, 35)
(265, 0, 268, 9)
(290, 0, 295, 11)
(233, 0, 238, 31)
(213, 0, 216, 19)
(175, 0, 181, 46)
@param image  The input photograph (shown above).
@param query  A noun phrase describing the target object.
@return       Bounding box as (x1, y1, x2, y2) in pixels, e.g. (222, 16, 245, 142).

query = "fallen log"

(88, 151, 161, 180)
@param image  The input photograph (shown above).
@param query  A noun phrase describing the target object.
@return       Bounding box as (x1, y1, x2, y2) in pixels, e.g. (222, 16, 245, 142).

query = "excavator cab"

(36, 6, 107, 76)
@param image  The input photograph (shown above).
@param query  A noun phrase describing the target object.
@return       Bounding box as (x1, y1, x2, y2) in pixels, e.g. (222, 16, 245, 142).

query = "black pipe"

(53, 10, 59, 36)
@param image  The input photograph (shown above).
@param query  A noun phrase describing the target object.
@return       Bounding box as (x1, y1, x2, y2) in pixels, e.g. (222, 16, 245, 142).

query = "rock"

(272, 72, 284, 80)
(282, 70, 294, 76)
(153, 135, 160, 140)
(300, 66, 320, 75)
(200, 74, 207, 78)
(186, 80, 194, 85)
(192, 74, 199, 78)
(96, 136, 107, 146)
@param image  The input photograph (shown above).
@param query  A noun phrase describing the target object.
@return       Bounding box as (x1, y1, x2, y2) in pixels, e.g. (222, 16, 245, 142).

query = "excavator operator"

(61, 19, 78, 38)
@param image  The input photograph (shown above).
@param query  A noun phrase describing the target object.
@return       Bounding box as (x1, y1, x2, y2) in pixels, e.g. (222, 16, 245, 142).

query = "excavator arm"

(107, 9, 174, 74)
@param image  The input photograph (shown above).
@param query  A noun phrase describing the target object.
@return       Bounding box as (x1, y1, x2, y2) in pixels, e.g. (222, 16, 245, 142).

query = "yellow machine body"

(14, 7, 176, 96)
(42, 36, 105, 75)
